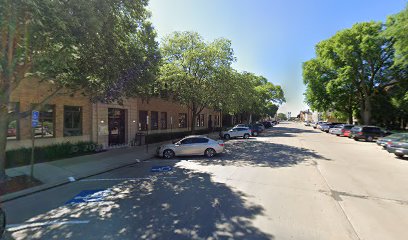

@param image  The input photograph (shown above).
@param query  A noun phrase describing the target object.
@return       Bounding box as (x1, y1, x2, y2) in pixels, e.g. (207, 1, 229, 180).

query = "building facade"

(6, 79, 221, 150)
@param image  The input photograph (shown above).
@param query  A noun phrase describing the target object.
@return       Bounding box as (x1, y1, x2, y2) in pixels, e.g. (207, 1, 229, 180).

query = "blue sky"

(148, 0, 407, 115)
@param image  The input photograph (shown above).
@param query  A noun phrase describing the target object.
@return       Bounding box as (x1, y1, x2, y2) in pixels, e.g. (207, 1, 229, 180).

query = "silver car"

(157, 135, 224, 159)
(220, 127, 251, 140)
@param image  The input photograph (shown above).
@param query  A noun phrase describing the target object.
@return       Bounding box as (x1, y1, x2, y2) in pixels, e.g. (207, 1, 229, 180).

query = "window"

(215, 115, 220, 126)
(200, 114, 205, 127)
(7, 103, 19, 140)
(192, 137, 209, 143)
(180, 138, 193, 144)
(196, 114, 205, 127)
(35, 105, 55, 138)
(160, 112, 167, 129)
(151, 111, 158, 130)
(178, 113, 187, 128)
(64, 106, 82, 136)
(196, 115, 200, 127)
(139, 111, 148, 131)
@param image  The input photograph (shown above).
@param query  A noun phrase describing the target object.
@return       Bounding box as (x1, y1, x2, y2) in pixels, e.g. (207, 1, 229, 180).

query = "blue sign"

(151, 166, 173, 172)
(65, 189, 111, 204)
(32, 110, 39, 127)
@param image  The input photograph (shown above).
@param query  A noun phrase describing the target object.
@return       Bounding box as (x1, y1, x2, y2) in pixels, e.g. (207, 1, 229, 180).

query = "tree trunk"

(0, 106, 9, 181)
(348, 110, 353, 124)
(363, 96, 372, 125)
(191, 110, 197, 134)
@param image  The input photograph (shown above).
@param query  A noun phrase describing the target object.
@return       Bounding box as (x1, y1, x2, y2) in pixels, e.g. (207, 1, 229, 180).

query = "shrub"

(6, 141, 103, 169)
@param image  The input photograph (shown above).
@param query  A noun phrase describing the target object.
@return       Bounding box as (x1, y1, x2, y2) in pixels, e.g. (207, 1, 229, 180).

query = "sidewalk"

(1, 132, 221, 202)
(0, 141, 165, 202)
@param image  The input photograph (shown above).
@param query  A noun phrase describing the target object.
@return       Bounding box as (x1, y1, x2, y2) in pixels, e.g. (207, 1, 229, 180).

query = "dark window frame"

(35, 104, 56, 138)
(151, 111, 159, 130)
(178, 113, 187, 128)
(63, 106, 83, 137)
(160, 112, 167, 129)
(139, 111, 148, 131)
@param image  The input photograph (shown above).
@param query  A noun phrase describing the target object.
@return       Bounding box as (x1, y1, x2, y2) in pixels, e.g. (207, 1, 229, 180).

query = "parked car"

(321, 123, 343, 132)
(339, 125, 354, 136)
(350, 126, 388, 142)
(304, 121, 311, 126)
(316, 121, 327, 130)
(329, 124, 344, 135)
(157, 135, 224, 159)
(220, 127, 251, 140)
(249, 125, 263, 136)
(271, 121, 278, 126)
(262, 121, 273, 128)
(254, 123, 265, 131)
(234, 124, 250, 128)
(386, 135, 408, 158)
(377, 133, 408, 148)
(0, 207, 5, 240)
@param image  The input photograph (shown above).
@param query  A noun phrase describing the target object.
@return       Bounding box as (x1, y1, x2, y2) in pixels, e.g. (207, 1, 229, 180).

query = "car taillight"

(219, 143, 224, 147)
(387, 141, 392, 146)
(358, 132, 363, 135)
(341, 129, 345, 132)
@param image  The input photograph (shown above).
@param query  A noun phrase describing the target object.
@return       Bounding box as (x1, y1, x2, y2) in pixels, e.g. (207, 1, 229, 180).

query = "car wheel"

(336, 134, 340, 136)
(395, 153, 404, 158)
(354, 137, 359, 141)
(243, 133, 250, 139)
(0, 208, 5, 239)
(205, 148, 216, 158)
(224, 134, 230, 140)
(253, 131, 258, 136)
(163, 149, 175, 159)
(366, 136, 373, 142)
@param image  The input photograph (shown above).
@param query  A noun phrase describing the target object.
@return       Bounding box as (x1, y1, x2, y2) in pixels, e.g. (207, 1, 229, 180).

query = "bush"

(6, 141, 103, 169)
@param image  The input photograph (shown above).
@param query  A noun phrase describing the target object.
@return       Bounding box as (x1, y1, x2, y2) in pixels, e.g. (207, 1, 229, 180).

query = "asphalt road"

(2, 122, 408, 240)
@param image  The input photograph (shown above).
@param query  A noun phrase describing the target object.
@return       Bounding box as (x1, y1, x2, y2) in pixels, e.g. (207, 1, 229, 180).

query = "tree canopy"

(0, 0, 160, 179)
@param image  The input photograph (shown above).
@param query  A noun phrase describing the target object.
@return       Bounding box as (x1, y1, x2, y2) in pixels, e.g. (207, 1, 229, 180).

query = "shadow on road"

(260, 126, 320, 138)
(6, 168, 274, 240)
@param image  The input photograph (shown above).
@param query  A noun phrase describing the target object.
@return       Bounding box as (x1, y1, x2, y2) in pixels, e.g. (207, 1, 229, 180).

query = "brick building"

(6, 79, 221, 150)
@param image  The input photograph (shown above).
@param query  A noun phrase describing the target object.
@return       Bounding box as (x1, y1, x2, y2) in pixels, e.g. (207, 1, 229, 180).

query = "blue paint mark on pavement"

(151, 166, 173, 172)
(66, 189, 111, 204)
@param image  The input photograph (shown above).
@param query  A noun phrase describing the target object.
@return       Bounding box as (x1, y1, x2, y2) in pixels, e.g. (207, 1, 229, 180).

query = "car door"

(190, 137, 209, 155)
(175, 138, 194, 156)
(229, 128, 239, 137)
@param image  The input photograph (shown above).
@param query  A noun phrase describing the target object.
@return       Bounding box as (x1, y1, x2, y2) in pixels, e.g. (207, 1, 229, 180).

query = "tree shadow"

(258, 127, 320, 138)
(184, 138, 330, 168)
(6, 168, 274, 240)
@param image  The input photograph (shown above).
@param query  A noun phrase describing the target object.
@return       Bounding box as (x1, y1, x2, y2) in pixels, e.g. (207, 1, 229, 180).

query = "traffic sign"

(151, 166, 173, 172)
(32, 110, 39, 127)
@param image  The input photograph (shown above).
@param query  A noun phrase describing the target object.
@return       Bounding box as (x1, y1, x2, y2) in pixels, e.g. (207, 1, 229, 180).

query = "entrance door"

(108, 108, 126, 146)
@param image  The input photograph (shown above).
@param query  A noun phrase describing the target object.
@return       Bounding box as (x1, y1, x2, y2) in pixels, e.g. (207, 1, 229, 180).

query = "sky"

(148, 0, 407, 115)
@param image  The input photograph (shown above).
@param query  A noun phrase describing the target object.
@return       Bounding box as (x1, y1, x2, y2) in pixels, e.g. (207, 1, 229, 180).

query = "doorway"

(108, 108, 126, 146)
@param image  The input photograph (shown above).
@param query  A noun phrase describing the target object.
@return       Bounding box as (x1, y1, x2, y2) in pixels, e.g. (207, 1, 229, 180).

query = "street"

(3, 122, 408, 240)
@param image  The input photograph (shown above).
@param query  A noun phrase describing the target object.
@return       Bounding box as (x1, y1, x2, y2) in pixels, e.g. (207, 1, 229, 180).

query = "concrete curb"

(0, 153, 156, 203)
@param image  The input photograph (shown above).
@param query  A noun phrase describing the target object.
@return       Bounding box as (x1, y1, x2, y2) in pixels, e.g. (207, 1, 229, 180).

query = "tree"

(304, 22, 395, 125)
(385, 5, 408, 67)
(0, 0, 160, 180)
(159, 31, 234, 133)
(277, 113, 287, 121)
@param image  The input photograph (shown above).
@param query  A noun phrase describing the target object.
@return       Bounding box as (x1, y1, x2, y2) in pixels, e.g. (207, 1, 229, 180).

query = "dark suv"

(350, 126, 387, 142)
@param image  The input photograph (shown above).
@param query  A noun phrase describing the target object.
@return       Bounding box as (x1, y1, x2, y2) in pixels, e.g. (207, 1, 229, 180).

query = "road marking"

(79, 176, 177, 182)
(7, 220, 90, 232)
